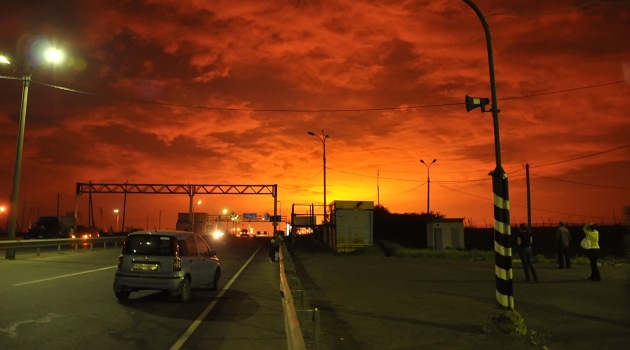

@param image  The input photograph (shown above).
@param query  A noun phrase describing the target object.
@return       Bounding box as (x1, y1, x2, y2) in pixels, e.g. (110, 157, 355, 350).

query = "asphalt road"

(291, 248, 630, 350)
(3, 237, 628, 350)
(0, 237, 286, 350)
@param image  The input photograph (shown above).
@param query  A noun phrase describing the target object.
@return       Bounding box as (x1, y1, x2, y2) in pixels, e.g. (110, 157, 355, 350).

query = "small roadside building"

(426, 218, 465, 250)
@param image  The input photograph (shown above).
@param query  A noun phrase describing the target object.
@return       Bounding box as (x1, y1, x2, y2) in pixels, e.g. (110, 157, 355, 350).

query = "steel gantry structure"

(74, 182, 279, 233)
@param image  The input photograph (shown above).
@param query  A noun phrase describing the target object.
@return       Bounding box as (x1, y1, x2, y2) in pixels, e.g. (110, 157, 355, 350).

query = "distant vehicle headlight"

(212, 230, 225, 240)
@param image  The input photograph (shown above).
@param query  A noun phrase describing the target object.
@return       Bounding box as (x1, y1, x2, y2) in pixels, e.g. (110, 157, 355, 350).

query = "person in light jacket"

(583, 223, 601, 281)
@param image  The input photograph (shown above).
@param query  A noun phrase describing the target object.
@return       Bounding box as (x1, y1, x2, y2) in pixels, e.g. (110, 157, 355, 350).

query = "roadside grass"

(356, 240, 630, 265)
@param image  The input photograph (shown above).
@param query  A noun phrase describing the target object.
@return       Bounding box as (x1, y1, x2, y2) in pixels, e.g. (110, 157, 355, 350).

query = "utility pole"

(526, 163, 532, 229)
(377, 170, 380, 207)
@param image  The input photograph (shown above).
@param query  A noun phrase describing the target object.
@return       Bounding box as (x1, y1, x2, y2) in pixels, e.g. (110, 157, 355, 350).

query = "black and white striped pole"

(463, 0, 514, 310)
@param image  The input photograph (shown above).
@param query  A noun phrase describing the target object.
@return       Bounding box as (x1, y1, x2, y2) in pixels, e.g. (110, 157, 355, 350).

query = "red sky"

(1, 0, 629, 232)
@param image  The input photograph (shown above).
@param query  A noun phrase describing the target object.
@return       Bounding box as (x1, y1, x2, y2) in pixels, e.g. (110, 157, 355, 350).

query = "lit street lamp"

(420, 159, 437, 217)
(113, 209, 120, 232)
(190, 199, 203, 232)
(223, 208, 228, 233)
(307, 130, 329, 223)
(1, 46, 64, 259)
(0, 205, 6, 234)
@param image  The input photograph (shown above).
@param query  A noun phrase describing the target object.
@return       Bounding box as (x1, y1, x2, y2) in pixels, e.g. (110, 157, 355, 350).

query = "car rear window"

(124, 235, 175, 256)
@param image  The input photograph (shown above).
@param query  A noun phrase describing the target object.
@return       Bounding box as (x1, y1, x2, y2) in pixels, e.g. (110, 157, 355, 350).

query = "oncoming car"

(71, 225, 100, 239)
(113, 230, 220, 302)
(211, 229, 225, 240)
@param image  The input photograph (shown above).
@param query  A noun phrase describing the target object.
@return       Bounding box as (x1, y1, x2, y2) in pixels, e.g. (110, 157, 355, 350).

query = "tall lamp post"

(0, 205, 6, 234)
(113, 209, 120, 232)
(1, 47, 64, 259)
(420, 159, 437, 216)
(222, 208, 228, 233)
(462, 0, 513, 311)
(308, 130, 329, 223)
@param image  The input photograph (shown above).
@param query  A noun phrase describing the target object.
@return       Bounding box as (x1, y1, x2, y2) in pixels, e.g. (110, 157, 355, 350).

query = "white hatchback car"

(113, 230, 220, 302)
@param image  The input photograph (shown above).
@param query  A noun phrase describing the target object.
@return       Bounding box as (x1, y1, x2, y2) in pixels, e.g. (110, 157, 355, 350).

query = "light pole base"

(483, 308, 527, 336)
(5, 248, 16, 260)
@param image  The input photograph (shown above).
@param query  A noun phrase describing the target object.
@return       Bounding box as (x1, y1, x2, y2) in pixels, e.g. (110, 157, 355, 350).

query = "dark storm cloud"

(0, 0, 628, 227)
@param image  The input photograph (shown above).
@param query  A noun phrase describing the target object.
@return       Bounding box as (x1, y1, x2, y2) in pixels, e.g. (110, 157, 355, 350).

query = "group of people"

(516, 221, 601, 282)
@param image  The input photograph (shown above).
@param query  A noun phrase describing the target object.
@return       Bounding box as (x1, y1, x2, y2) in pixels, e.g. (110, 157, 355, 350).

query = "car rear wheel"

(178, 277, 191, 303)
(210, 268, 221, 291)
(115, 291, 130, 300)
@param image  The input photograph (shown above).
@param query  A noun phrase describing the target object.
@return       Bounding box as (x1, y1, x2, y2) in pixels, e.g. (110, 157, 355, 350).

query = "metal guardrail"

(0, 236, 127, 258)
(279, 245, 307, 350)
(279, 244, 319, 350)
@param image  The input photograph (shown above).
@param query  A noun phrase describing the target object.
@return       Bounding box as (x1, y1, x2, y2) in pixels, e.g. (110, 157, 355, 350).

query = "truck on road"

(25, 215, 77, 239)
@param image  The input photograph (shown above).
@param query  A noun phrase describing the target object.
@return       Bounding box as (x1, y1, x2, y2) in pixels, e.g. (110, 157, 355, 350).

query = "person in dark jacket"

(555, 221, 572, 268)
(517, 224, 538, 282)
(268, 233, 283, 262)
(269, 236, 279, 262)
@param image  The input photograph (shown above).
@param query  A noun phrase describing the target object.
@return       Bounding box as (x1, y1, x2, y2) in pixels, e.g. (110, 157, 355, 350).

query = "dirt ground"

(289, 249, 630, 350)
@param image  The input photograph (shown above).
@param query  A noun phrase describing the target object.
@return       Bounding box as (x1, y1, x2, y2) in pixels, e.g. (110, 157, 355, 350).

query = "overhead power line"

(278, 168, 322, 190)
(488, 1, 630, 17)
(328, 167, 423, 183)
(502, 81, 626, 101)
(530, 174, 630, 190)
(531, 144, 629, 168)
(0, 76, 621, 114)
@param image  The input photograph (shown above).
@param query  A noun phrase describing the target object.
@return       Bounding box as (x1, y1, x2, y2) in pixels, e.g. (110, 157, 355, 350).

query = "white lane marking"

(170, 246, 262, 350)
(13, 266, 117, 286)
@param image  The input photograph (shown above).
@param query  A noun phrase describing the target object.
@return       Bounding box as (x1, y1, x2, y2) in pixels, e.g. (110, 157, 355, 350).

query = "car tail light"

(173, 239, 182, 271)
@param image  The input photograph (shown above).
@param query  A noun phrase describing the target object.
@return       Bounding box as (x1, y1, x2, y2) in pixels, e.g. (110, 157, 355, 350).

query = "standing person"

(516, 224, 538, 282)
(556, 221, 572, 268)
(583, 223, 601, 281)
(269, 235, 278, 262)
(268, 232, 284, 262)
(274, 232, 284, 261)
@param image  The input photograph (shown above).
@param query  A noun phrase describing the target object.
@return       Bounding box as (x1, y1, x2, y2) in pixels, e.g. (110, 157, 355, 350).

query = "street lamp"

(113, 209, 120, 232)
(307, 130, 329, 223)
(191, 199, 203, 233)
(0, 205, 6, 234)
(462, 0, 513, 310)
(420, 159, 437, 217)
(223, 208, 228, 233)
(1, 46, 64, 259)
